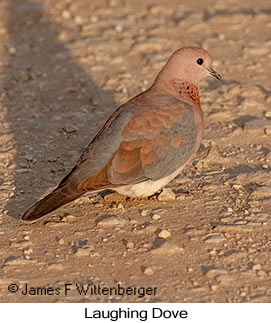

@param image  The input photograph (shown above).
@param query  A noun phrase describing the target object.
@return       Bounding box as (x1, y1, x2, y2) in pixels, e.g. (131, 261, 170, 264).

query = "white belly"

(115, 163, 185, 197)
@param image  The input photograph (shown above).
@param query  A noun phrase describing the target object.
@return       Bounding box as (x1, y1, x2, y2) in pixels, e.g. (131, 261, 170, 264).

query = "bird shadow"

(4, 0, 115, 219)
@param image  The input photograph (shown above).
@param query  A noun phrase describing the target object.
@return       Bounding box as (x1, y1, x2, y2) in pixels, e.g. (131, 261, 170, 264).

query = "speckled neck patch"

(172, 81, 200, 106)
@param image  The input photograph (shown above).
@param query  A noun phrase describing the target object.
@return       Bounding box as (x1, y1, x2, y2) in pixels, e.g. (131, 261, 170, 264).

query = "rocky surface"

(1, 0, 271, 302)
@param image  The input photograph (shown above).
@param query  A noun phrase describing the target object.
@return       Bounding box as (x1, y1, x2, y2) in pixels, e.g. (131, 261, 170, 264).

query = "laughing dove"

(22, 46, 221, 222)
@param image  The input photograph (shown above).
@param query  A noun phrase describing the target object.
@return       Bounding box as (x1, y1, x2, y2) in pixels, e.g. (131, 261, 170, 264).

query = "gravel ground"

(1, 0, 271, 302)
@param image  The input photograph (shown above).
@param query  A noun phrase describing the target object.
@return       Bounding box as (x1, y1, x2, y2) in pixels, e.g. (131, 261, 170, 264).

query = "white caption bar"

(1, 303, 270, 323)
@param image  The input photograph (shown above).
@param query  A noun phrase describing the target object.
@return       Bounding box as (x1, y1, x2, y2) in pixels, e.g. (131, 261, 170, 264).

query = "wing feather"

(60, 92, 200, 192)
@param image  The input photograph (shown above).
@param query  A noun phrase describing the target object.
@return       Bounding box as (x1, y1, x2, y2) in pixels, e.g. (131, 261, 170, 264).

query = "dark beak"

(207, 67, 222, 81)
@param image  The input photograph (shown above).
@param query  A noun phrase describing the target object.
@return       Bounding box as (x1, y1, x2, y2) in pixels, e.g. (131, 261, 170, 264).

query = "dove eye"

(197, 58, 204, 65)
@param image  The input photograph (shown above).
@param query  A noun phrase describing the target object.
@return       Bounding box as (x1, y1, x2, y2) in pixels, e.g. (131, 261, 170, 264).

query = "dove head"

(156, 46, 221, 86)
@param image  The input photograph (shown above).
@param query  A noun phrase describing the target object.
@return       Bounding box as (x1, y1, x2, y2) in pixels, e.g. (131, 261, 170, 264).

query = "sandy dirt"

(1, 0, 271, 302)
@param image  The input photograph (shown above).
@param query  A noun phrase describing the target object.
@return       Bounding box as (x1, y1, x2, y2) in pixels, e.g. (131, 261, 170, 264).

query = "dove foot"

(125, 196, 150, 202)
(175, 190, 191, 197)
(147, 190, 163, 200)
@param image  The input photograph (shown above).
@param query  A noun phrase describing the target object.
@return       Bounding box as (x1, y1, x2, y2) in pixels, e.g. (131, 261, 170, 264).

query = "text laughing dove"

(22, 46, 221, 222)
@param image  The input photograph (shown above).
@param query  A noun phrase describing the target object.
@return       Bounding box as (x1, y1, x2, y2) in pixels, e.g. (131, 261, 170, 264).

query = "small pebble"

(5, 257, 35, 265)
(158, 229, 171, 239)
(90, 16, 99, 23)
(62, 215, 76, 222)
(115, 24, 123, 32)
(264, 111, 271, 118)
(205, 268, 228, 279)
(126, 241, 134, 249)
(48, 263, 64, 270)
(257, 270, 267, 277)
(214, 224, 252, 233)
(216, 273, 234, 284)
(8, 47, 16, 55)
(23, 248, 33, 256)
(221, 216, 234, 223)
(74, 15, 84, 25)
(209, 249, 217, 256)
(210, 284, 219, 291)
(9, 191, 15, 198)
(204, 234, 227, 243)
(143, 224, 158, 233)
(157, 188, 176, 201)
(252, 264, 261, 271)
(10, 241, 31, 248)
(58, 238, 65, 245)
(234, 220, 247, 225)
(203, 184, 217, 191)
(143, 267, 154, 275)
(223, 250, 247, 261)
(152, 214, 160, 220)
(61, 10, 71, 19)
(140, 210, 148, 217)
(75, 247, 92, 257)
(151, 241, 184, 255)
(62, 125, 78, 133)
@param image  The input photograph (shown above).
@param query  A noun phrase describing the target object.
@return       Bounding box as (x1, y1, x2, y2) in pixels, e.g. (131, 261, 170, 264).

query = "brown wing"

(78, 97, 199, 191)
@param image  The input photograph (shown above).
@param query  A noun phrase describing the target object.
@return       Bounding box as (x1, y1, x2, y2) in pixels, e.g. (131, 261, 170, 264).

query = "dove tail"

(22, 186, 84, 222)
